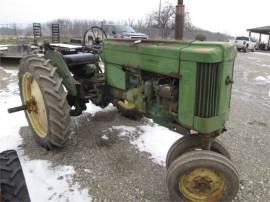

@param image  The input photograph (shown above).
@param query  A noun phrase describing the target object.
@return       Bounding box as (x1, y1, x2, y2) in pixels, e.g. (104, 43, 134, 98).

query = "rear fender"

(45, 50, 77, 96)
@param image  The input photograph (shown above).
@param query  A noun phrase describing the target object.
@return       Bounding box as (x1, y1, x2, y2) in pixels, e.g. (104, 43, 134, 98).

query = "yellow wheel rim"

(117, 100, 136, 110)
(179, 168, 225, 202)
(22, 73, 48, 138)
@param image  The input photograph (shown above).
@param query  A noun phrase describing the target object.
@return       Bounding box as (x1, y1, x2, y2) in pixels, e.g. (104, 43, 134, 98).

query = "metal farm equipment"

(8, 27, 239, 201)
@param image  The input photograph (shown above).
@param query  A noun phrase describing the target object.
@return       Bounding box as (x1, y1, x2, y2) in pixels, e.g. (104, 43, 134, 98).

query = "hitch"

(8, 105, 27, 113)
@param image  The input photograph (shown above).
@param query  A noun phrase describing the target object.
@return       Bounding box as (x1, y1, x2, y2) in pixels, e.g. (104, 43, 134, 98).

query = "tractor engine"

(102, 39, 236, 136)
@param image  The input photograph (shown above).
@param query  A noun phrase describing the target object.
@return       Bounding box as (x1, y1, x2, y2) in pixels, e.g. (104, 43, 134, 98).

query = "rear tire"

(19, 55, 72, 150)
(0, 150, 30, 202)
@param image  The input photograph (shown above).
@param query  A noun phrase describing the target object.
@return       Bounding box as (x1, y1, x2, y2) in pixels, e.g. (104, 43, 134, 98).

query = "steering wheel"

(83, 26, 107, 47)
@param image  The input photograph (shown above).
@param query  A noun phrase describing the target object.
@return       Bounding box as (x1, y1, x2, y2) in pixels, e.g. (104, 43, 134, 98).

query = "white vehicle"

(234, 36, 257, 52)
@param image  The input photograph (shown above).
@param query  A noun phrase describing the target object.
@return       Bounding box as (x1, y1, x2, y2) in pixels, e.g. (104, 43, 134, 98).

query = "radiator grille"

(195, 63, 220, 118)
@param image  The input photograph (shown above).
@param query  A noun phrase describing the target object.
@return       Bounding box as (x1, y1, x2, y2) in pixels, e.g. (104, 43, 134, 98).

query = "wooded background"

(0, 2, 232, 42)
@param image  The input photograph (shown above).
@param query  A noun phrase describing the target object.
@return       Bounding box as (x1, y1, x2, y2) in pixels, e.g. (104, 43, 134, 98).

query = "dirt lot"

(0, 52, 270, 201)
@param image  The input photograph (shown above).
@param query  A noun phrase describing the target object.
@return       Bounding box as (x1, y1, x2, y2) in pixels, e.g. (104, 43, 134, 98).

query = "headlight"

(243, 41, 246, 45)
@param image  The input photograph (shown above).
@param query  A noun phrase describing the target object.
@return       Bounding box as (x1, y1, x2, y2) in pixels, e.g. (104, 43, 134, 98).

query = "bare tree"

(127, 18, 135, 27)
(150, 2, 175, 39)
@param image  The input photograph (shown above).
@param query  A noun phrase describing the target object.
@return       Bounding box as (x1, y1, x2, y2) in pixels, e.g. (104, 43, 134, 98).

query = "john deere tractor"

(9, 27, 239, 201)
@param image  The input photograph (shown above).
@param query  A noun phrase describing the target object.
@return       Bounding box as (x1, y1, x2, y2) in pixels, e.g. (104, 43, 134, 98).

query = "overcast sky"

(1, 0, 269, 37)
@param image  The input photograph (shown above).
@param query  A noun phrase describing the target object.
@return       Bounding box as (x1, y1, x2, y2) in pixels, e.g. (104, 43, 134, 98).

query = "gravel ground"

(1, 52, 270, 201)
(220, 52, 270, 201)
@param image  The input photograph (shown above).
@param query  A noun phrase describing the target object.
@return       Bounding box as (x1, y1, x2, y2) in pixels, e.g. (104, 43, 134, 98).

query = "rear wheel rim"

(179, 167, 225, 202)
(22, 72, 48, 138)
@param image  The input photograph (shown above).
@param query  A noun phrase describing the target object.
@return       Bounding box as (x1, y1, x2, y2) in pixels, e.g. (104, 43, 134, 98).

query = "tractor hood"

(102, 39, 236, 78)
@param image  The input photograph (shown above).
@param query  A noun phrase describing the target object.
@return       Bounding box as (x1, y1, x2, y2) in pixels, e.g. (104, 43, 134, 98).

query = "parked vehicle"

(102, 24, 148, 39)
(234, 36, 257, 52)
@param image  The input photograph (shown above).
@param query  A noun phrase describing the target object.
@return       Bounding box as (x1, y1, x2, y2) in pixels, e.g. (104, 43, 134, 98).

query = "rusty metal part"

(25, 98, 38, 113)
(179, 167, 225, 202)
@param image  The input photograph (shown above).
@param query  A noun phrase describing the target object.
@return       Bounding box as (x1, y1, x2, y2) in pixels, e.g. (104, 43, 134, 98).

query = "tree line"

(0, 2, 232, 41)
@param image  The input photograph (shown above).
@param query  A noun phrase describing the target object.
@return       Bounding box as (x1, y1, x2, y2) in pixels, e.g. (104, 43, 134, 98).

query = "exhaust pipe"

(175, 0, 185, 40)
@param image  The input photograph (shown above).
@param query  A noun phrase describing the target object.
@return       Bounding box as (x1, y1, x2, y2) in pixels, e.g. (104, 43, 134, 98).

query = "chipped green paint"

(103, 39, 236, 134)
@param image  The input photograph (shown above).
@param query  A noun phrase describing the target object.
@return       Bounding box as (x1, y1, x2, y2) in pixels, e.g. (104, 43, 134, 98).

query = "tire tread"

(0, 150, 30, 202)
(19, 55, 71, 149)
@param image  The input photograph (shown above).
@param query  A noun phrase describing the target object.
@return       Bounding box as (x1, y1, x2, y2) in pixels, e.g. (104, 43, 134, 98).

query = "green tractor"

(9, 27, 239, 201)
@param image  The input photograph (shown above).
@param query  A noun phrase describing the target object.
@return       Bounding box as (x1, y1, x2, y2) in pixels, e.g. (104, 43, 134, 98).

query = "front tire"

(166, 135, 231, 169)
(19, 55, 72, 150)
(166, 151, 239, 202)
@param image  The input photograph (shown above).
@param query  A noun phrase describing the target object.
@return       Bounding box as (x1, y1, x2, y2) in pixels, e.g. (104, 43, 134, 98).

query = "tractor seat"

(63, 53, 99, 66)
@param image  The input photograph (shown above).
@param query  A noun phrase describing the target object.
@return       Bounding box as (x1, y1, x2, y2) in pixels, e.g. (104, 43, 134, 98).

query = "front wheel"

(166, 150, 239, 202)
(166, 135, 231, 169)
(19, 55, 72, 149)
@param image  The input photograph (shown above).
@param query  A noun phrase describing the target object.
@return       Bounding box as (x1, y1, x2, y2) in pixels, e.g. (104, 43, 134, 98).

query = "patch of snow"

(255, 76, 270, 84)
(112, 126, 137, 138)
(131, 125, 181, 166)
(0, 89, 26, 151)
(247, 57, 261, 62)
(22, 159, 90, 202)
(86, 102, 115, 115)
(101, 135, 109, 140)
(261, 64, 270, 68)
(0, 66, 18, 76)
(0, 72, 91, 202)
(254, 52, 270, 56)
(84, 169, 92, 174)
(112, 124, 181, 166)
(255, 76, 267, 81)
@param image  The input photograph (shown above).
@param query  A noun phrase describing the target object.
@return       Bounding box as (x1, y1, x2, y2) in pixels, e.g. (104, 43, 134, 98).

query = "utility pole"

(175, 0, 185, 40)
(14, 23, 17, 36)
(158, 0, 161, 27)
